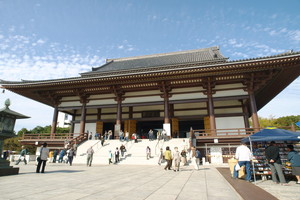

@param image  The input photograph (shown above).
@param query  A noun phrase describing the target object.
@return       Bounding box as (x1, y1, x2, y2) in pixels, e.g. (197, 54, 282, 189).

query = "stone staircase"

(73, 138, 189, 165)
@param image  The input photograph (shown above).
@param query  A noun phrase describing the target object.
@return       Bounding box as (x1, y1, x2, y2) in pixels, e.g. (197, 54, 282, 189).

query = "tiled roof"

(89, 46, 227, 73)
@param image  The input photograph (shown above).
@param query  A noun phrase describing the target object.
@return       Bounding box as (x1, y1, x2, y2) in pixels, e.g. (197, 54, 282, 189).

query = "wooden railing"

(22, 133, 75, 140)
(192, 126, 295, 138)
(21, 132, 88, 147)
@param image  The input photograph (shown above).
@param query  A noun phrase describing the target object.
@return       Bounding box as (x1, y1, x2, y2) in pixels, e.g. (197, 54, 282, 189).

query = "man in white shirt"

(233, 142, 252, 182)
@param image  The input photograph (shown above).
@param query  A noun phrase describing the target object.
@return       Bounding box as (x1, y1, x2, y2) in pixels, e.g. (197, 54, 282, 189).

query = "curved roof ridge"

(228, 50, 300, 63)
(107, 46, 221, 62)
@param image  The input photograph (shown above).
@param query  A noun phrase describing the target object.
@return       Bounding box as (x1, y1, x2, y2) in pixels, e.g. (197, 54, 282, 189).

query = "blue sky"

(0, 0, 299, 131)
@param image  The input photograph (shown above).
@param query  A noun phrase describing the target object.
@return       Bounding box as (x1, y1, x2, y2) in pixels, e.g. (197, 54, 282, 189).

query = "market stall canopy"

(241, 128, 300, 143)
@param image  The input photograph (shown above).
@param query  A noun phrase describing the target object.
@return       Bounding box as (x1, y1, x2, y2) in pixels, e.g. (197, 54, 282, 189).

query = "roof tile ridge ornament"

(106, 46, 222, 62)
(91, 60, 114, 72)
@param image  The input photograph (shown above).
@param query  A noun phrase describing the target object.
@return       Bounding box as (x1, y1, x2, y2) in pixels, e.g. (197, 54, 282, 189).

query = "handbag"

(37, 156, 41, 162)
(235, 163, 241, 171)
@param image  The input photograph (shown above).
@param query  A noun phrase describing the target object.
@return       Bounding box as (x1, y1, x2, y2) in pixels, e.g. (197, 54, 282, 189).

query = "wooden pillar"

(129, 106, 133, 119)
(164, 94, 170, 124)
(79, 101, 87, 134)
(50, 106, 59, 135)
(206, 80, 216, 136)
(71, 112, 76, 133)
(241, 100, 250, 128)
(97, 108, 101, 120)
(248, 90, 260, 131)
(116, 96, 122, 125)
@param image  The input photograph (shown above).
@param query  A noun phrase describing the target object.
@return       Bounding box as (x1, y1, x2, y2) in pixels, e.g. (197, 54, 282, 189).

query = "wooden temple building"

(1, 46, 299, 160)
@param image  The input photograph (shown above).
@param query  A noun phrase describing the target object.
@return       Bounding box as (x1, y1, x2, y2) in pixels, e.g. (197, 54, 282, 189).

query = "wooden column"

(248, 90, 260, 131)
(71, 112, 76, 133)
(97, 108, 102, 120)
(164, 94, 170, 124)
(116, 96, 122, 125)
(50, 106, 59, 135)
(206, 80, 216, 136)
(79, 101, 87, 134)
(240, 100, 250, 128)
(129, 106, 133, 119)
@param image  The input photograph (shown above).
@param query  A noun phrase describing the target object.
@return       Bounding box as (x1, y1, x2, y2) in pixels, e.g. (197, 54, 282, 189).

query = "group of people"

(158, 145, 202, 172)
(148, 129, 168, 141)
(107, 144, 127, 165)
(233, 141, 300, 185)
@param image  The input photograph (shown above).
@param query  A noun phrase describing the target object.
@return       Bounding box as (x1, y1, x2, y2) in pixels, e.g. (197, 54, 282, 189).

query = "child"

(108, 150, 113, 164)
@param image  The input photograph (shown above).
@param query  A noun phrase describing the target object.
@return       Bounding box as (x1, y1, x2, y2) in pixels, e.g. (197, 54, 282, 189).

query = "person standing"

(265, 141, 288, 185)
(68, 148, 76, 166)
(148, 129, 154, 141)
(119, 130, 124, 141)
(233, 142, 252, 182)
(86, 146, 94, 167)
(190, 146, 199, 170)
(161, 129, 167, 141)
(195, 149, 202, 166)
(101, 135, 105, 146)
(16, 146, 28, 165)
(164, 146, 172, 170)
(53, 149, 58, 163)
(36, 143, 49, 173)
(108, 150, 113, 164)
(114, 147, 120, 164)
(172, 147, 181, 172)
(158, 148, 164, 165)
(146, 146, 151, 160)
(120, 144, 126, 158)
(287, 145, 300, 184)
(124, 131, 129, 142)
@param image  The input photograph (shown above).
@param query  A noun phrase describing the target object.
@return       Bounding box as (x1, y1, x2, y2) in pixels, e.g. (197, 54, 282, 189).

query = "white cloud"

(289, 30, 300, 41)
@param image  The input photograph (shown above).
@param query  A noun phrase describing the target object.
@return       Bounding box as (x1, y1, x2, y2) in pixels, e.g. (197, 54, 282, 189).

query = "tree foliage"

(258, 115, 300, 130)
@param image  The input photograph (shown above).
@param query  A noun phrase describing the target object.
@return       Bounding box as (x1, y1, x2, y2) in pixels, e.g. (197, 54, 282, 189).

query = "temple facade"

(1, 47, 299, 149)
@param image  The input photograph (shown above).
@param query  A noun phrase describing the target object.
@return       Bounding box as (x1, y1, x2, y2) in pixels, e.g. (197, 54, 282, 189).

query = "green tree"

(274, 115, 300, 130)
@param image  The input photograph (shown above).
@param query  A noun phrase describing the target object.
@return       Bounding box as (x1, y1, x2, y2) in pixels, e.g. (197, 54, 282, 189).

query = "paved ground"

(1, 162, 299, 200)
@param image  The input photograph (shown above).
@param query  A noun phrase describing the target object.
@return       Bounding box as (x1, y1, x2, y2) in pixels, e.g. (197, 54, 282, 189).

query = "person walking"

(36, 143, 49, 173)
(58, 149, 65, 163)
(190, 146, 199, 170)
(181, 149, 187, 166)
(265, 141, 288, 185)
(164, 146, 172, 170)
(68, 148, 76, 166)
(233, 142, 252, 182)
(86, 146, 94, 167)
(287, 145, 300, 184)
(172, 147, 181, 171)
(16, 146, 28, 165)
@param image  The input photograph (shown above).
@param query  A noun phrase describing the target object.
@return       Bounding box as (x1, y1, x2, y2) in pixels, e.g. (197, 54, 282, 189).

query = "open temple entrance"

(179, 119, 204, 138)
(136, 120, 163, 139)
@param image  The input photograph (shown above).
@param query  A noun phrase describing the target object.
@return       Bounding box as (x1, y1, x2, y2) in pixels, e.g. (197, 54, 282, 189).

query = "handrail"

(192, 126, 294, 138)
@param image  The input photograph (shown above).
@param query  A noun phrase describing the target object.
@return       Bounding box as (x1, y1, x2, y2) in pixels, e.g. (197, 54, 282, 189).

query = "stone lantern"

(0, 99, 30, 176)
